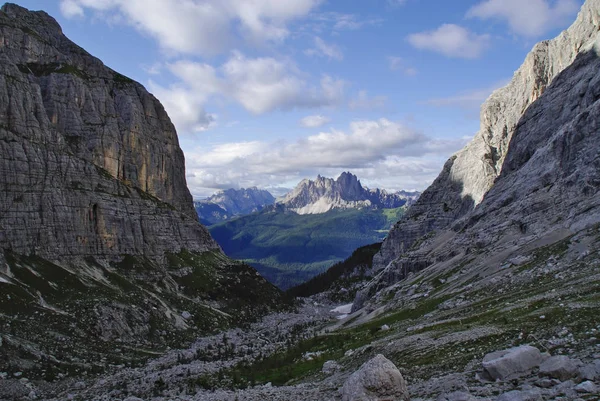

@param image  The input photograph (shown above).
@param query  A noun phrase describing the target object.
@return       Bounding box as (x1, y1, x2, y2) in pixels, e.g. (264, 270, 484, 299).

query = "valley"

(1, 0, 600, 400)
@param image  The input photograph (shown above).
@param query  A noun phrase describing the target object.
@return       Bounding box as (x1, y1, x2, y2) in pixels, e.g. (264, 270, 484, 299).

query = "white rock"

(342, 354, 409, 401)
(575, 380, 597, 393)
(482, 345, 543, 380)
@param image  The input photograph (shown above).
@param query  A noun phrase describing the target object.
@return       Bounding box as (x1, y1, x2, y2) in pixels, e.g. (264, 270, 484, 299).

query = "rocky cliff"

(373, 0, 600, 274)
(0, 3, 281, 376)
(277, 172, 418, 215)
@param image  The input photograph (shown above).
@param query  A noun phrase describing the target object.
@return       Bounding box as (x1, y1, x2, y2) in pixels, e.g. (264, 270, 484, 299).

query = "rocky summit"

(277, 172, 419, 215)
(0, 2, 281, 380)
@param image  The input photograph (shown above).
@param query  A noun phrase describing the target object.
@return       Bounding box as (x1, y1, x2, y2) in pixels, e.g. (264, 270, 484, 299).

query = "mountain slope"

(356, 0, 600, 308)
(194, 187, 275, 225)
(0, 3, 281, 376)
(277, 172, 418, 215)
(209, 206, 406, 289)
(373, 0, 600, 274)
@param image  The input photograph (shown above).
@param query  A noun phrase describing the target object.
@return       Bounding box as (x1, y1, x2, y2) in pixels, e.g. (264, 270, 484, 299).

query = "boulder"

(482, 346, 544, 380)
(578, 360, 600, 381)
(574, 380, 597, 393)
(539, 355, 578, 381)
(496, 389, 542, 401)
(342, 354, 409, 401)
(322, 360, 341, 375)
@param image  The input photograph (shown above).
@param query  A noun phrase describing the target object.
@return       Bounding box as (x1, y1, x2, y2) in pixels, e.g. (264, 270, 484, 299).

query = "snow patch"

(331, 303, 353, 319)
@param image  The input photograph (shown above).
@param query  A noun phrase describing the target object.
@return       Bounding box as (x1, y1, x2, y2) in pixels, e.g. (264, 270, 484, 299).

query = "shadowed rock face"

(0, 3, 217, 262)
(0, 4, 283, 375)
(372, 0, 600, 276)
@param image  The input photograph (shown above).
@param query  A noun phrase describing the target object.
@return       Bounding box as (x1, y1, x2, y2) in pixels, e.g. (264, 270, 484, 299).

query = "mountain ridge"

(194, 187, 275, 224)
(276, 172, 419, 215)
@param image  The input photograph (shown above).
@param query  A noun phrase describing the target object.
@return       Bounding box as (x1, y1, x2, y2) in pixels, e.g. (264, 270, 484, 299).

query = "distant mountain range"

(277, 172, 420, 215)
(204, 173, 420, 288)
(194, 187, 275, 225)
(196, 173, 420, 225)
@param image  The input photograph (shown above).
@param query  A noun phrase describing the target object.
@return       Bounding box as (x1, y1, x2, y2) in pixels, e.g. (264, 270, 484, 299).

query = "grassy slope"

(0, 249, 284, 379)
(209, 207, 405, 289)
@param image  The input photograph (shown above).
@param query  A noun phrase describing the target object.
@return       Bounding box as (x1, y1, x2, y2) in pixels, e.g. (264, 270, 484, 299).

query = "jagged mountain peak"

(277, 172, 418, 215)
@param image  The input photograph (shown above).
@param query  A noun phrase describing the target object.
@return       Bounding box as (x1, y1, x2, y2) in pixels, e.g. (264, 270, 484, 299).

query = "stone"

(322, 360, 341, 375)
(574, 380, 597, 393)
(437, 391, 476, 401)
(578, 360, 600, 381)
(381, 324, 390, 331)
(341, 354, 409, 401)
(496, 389, 542, 401)
(539, 355, 579, 381)
(482, 346, 544, 380)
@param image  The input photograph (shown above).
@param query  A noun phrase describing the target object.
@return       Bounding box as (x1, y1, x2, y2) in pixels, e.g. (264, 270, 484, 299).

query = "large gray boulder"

(539, 355, 579, 381)
(342, 354, 409, 401)
(482, 346, 544, 380)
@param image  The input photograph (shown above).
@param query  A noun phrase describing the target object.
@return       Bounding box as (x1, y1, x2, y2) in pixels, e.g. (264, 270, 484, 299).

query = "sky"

(12, 0, 584, 198)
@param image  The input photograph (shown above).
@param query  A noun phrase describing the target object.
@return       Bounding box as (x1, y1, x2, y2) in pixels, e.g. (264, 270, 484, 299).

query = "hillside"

(210, 207, 405, 289)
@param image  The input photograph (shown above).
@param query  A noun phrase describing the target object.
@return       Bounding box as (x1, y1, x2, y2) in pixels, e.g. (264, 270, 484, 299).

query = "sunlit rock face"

(372, 0, 600, 275)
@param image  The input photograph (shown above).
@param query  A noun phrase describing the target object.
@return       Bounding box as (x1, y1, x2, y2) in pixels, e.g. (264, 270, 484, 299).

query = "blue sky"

(13, 0, 584, 198)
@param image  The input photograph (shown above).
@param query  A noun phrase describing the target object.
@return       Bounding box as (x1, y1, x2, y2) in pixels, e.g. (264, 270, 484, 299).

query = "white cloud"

(300, 115, 331, 128)
(308, 12, 383, 33)
(60, 0, 322, 56)
(388, 56, 418, 75)
(426, 80, 510, 110)
(149, 53, 345, 131)
(305, 37, 344, 60)
(148, 81, 217, 133)
(467, 0, 579, 37)
(222, 53, 345, 114)
(60, 0, 85, 17)
(349, 90, 387, 110)
(184, 118, 467, 197)
(408, 24, 491, 59)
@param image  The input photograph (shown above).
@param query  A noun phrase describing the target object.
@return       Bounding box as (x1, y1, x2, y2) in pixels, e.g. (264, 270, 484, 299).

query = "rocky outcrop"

(373, 0, 600, 273)
(0, 3, 216, 262)
(341, 354, 409, 401)
(278, 172, 418, 215)
(194, 187, 275, 224)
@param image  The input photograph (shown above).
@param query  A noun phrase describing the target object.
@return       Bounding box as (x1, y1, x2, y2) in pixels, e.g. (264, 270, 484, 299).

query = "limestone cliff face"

(0, 4, 282, 374)
(0, 3, 216, 262)
(373, 0, 600, 272)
